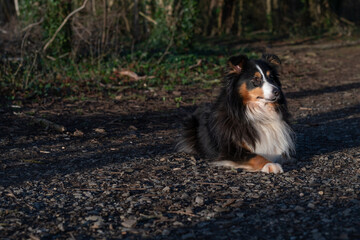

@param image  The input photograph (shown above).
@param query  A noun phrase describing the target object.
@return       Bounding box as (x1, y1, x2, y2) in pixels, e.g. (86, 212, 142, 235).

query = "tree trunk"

(132, 0, 140, 42)
(0, 0, 16, 24)
(236, 0, 243, 37)
(206, 0, 217, 36)
(272, 0, 280, 33)
(210, 0, 224, 36)
(224, 0, 235, 34)
(266, 0, 273, 32)
(102, 0, 108, 47)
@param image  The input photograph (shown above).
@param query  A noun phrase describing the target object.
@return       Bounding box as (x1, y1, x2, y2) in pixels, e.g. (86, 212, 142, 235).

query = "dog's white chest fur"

(245, 103, 295, 163)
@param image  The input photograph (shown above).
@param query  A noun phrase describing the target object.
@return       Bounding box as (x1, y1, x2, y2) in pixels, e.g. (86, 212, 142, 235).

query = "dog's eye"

(251, 77, 262, 87)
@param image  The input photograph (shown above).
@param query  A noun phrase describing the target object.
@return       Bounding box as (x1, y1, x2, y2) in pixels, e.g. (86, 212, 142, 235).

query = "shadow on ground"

(151, 186, 360, 239)
(1, 83, 359, 187)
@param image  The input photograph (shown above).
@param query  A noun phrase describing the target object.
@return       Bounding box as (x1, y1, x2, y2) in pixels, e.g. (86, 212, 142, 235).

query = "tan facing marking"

(239, 83, 264, 104)
(266, 70, 270, 77)
(254, 72, 262, 79)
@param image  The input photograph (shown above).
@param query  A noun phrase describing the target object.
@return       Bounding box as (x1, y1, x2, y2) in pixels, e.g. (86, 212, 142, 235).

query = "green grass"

(1, 43, 259, 103)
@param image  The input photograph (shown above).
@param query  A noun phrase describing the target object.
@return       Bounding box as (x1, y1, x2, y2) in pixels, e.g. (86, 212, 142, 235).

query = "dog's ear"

(262, 53, 281, 67)
(228, 55, 248, 74)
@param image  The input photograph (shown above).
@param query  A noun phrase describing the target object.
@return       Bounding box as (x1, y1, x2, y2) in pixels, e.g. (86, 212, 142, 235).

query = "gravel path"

(1, 42, 360, 239)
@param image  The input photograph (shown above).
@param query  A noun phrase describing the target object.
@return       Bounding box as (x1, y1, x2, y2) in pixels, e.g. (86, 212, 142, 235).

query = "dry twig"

(189, 59, 202, 69)
(139, 11, 157, 25)
(16, 113, 66, 133)
(43, 0, 89, 52)
(168, 210, 197, 217)
(117, 70, 155, 81)
(21, 18, 44, 32)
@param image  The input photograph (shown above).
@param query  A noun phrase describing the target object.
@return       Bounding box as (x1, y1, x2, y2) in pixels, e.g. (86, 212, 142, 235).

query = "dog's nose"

(273, 88, 280, 97)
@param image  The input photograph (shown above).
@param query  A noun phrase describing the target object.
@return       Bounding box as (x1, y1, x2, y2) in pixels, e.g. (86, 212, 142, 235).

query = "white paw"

(261, 163, 284, 174)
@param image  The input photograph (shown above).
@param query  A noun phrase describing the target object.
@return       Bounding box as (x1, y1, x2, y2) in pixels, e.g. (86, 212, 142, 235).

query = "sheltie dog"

(177, 54, 295, 174)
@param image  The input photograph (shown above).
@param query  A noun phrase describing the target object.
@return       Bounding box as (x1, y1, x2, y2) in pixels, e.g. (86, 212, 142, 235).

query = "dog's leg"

(247, 155, 283, 173)
(212, 154, 283, 174)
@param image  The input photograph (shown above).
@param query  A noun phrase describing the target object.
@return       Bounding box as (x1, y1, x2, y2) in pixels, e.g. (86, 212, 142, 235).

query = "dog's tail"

(176, 114, 199, 154)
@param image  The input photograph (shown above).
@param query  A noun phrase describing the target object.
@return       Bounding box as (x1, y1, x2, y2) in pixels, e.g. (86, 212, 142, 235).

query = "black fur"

(177, 54, 290, 164)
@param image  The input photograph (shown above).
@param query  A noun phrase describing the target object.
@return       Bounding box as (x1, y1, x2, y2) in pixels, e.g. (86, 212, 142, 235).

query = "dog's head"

(227, 54, 283, 105)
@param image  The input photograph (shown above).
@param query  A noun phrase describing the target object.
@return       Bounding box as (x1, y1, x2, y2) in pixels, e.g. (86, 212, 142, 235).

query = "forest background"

(1, 0, 359, 102)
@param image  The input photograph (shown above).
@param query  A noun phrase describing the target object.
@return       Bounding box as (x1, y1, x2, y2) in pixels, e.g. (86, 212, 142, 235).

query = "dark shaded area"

(0, 0, 15, 25)
(295, 104, 360, 157)
(330, 0, 360, 24)
(286, 82, 360, 99)
(0, 106, 194, 187)
(1, 86, 359, 187)
(153, 188, 360, 239)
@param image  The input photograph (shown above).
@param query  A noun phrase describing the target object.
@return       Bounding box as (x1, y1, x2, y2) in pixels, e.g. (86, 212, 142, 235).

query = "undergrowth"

(1, 43, 258, 103)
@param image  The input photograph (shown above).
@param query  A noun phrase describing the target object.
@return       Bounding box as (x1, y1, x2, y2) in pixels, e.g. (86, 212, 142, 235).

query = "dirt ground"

(1, 40, 360, 239)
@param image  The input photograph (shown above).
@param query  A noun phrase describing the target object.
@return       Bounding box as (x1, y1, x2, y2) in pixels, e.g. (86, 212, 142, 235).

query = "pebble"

(307, 203, 315, 209)
(181, 232, 195, 239)
(121, 219, 137, 228)
(173, 221, 184, 226)
(162, 229, 171, 236)
(195, 196, 204, 206)
(85, 216, 103, 222)
(181, 193, 190, 199)
(57, 223, 64, 231)
(294, 206, 305, 212)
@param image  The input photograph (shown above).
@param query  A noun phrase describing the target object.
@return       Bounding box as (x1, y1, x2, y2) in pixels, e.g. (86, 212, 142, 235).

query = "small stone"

(162, 186, 170, 192)
(299, 193, 304, 197)
(318, 191, 324, 195)
(307, 203, 315, 209)
(94, 128, 106, 133)
(181, 193, 189, 199)
(294, 206, 305, 211)
(85, 215, 103, 222)
(195, 196, 204, 206)
(122, 192, 130, 197)
(128, 125, 138, 131)
(162, 229, 171, 236)
(73, 129, 84, 137)
(57, 223, 65, 231)
(214, 206, 226, 212)
(182, 232, 195, 239)
(173, 221, 184, 226)
(125, 168, 134, 173)
(236, 212, 244, 218)
(121, 219, 137, 228)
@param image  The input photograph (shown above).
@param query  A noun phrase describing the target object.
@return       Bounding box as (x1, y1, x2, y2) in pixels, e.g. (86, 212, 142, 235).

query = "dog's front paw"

(261, 163, 284, 174)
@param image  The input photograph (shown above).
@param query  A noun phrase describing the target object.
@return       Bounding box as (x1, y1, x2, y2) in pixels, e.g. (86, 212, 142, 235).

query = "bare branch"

(14, 0, 20, 16)
(21, 18, 44, 32)
(139, 11, 157, 25)
(43, 0, 89, 52)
